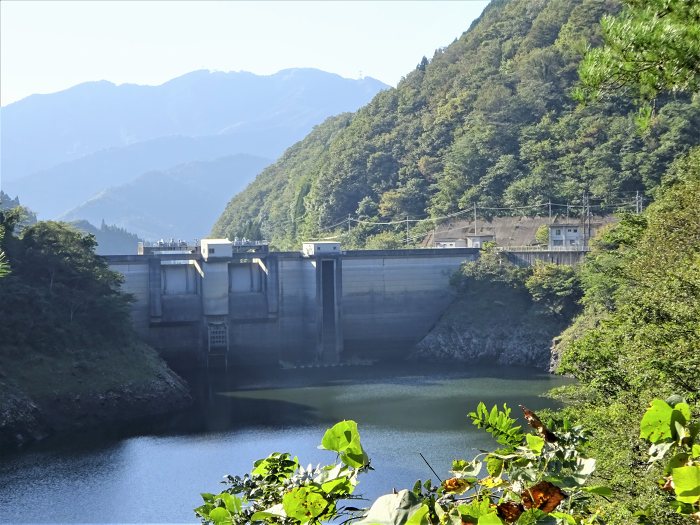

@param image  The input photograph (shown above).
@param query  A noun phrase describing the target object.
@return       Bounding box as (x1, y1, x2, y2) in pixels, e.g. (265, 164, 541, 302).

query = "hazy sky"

(0, 1, 489, 106)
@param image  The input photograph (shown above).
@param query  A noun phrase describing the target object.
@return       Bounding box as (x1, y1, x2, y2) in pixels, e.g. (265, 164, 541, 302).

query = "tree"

(535, 224, 549, 245)
(0, 229, 9, 279)
(0, 220, 132, 350)
(525, 262, 582, 317)
(576, 0, 700, 104)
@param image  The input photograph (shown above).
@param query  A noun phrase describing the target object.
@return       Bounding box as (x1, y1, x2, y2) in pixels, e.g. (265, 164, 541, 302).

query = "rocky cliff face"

(412, 295, 568, 370)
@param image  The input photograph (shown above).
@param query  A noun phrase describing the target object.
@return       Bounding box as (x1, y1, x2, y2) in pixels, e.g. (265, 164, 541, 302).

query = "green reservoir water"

(0, 362, 572, 523)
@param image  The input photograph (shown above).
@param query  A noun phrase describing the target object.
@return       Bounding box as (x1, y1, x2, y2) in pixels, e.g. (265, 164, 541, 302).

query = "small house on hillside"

(548, 224, 583, 249)
(466, 234, 494, 249)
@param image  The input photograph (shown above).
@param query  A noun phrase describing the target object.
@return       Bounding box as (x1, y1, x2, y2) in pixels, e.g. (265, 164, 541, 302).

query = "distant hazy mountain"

(60, 154, 270, 241)
(2, 69, 387, 180)
(6, 132, 277, 218)
(70, 220, 142, 256)
(1, 68, 388, 220)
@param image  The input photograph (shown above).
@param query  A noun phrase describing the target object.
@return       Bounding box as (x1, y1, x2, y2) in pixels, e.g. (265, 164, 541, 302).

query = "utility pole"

(406, 216, 409, 247)
(635, 191, 643, 214)
(548, 199, 552, 221)
(582, 191, 592, 249)
(473, 203, 477, 235)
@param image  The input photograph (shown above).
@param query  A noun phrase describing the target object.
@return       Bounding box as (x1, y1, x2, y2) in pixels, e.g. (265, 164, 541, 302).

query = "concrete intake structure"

(105, 243, 479, 366)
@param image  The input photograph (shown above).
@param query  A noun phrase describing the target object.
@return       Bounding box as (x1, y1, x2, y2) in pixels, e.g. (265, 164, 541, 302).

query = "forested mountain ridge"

(212, 0, 700, 249)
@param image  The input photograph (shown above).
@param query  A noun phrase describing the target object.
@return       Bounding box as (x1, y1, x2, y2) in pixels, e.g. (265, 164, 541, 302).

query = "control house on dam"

(105, 240, 479, 367)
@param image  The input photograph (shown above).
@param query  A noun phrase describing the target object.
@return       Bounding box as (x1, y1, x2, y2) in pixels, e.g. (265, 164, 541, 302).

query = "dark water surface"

(0, 362, 572, 523)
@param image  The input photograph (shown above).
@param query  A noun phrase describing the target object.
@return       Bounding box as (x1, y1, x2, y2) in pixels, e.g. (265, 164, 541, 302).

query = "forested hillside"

(0, 210, 189, 447)
(213, 0, 700, 249)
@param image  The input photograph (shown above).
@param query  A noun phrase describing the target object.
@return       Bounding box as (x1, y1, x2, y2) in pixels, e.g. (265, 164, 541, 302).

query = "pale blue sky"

(0, 1, 489, 106)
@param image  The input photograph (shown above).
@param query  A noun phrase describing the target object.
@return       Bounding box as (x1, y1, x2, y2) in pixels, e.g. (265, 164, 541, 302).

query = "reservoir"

(0, 362, 571, 523)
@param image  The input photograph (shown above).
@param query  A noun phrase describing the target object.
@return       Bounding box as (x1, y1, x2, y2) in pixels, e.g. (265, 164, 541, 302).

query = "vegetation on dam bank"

(0, 341, 190, 450)
(416, 145, 699, 522)
(0, 212, 190, 449)
(414, 247, 579, 370)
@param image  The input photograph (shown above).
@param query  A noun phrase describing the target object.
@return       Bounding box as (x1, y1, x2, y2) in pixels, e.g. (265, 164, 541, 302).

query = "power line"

(309, 194, 643, 237)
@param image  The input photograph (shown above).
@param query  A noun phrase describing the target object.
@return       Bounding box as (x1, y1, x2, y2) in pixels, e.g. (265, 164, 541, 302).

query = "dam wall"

(106, 247, 479, 366)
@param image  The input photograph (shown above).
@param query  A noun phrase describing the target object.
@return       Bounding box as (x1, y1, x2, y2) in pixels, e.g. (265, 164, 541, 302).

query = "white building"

(434, 238, 467, 249)
(200, 238, 233, 260)
(466, 234, 494, 249)
(548, 224, 583, 249)
(302, 241, 341, 257)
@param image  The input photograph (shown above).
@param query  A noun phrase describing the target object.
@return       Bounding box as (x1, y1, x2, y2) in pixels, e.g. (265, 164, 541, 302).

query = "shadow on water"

(5, 361, 569, 457)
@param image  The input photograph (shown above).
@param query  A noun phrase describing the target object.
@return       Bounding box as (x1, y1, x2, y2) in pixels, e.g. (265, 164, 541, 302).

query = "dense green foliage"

(452, 245, 582, 323)
(197, 405, 613, 524)
(213, 0, 700, 249)
(576, 0, 700, 104)
(195, 420, 369, 525)
(552, 146, 700, 523)
(639, 397, 700, 520)
(202, 1, 700, 523)
(0, 209, 188, 441)
(0, 212, 132, 351)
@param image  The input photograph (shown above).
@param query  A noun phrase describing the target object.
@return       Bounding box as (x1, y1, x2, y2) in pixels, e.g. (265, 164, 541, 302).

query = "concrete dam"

(105, 240, 479, 366)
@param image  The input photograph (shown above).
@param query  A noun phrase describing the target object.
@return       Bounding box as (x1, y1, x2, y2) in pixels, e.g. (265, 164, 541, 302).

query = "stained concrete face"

(106, 248, 479, 365)
(341, 254, 463, 356)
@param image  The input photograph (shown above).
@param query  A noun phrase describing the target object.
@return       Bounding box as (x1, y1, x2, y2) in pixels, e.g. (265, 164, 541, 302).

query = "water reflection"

(0, 363, 571, 523)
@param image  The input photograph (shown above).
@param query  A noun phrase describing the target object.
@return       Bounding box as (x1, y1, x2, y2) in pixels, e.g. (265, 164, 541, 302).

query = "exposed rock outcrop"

(412, 296, 568, 371)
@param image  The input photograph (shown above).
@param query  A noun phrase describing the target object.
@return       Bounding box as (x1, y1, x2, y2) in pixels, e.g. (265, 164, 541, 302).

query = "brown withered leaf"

(521, 481, 566, 513)
(661, 475, 674, 492)
(496, 501, 524, 523)
(443, 477, 470, 493)
(519, 405, 558, 443)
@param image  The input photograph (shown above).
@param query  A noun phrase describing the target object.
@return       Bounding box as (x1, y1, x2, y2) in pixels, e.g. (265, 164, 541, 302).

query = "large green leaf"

(457, 499, 493, 521)
(405, 504, 431, 525)
(219, 493, 242, 514)
(208, 507, 233, 525)
(672, 466, 700, 505)
(282, 486, 329, 523)
(320, 420, 369, 468)
(640, 399, 675, 443)
(477, 512, 503, 524)
(526, 434, 545, 455)
(640, 399, 691, 444)
(321, 476, 353, 495)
